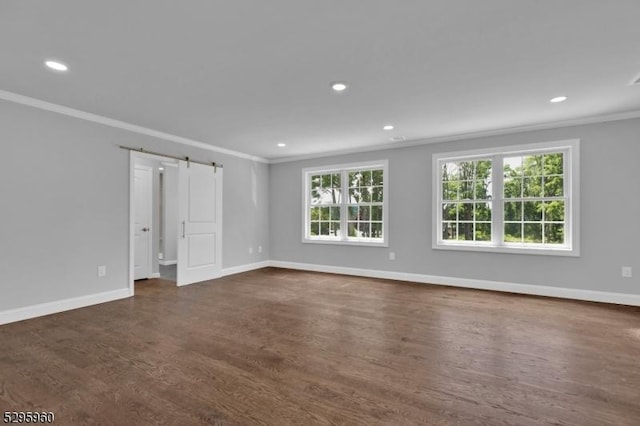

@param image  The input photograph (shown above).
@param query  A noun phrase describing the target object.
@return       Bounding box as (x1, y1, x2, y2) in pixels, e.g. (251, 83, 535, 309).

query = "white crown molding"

(270, 110, 640, 164)
(3, 88, 640, 167)
(268, 261, 640, 307)
(0, 89, 269, 164)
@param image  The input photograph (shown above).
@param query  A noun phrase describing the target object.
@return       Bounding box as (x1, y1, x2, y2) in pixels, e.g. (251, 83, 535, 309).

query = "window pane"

(459, 203, 473, 221)
(348, 206, 358, 220)
(358, 222, 370, 238)
(310, 207, 320, 221)
(504, 201, 521, 221)
(544, 201, 564, 222)
(443, 182, 458, 200)
(544, 176, 564, 197)
(331, 173, 341, 188)
(310, 179, 321, 204)
(475, 223, 491, 241)
(320, 207, 330, 220)
(503, 156, 523, 178)
(372, 169, 383, 185)
(524, 201, 542, 221)
(331, 221, 341, 237)
(371, 205, 383, 221)
(442, 162, 459, 180)
(504, 223, 522, 242)
(544, 223, 564, 244)
(360, 187, 372, 202)
(319, 222, 330, 236)
(371, 222, 383, 238)
(523, 155, 543, 176)
(475, 203, 491, 221)
(372, 186, 383, 202)
(362, 170, 372, 186)
(310, 221, 319, 236)
(458, 161, 475, 180)
(330, 206, 341, 221)
(349, 171, 364, 187)
(503, 178, 522, 198)
(474, 179, 491, 200)
(442, 222, 457, 240)
(543, 153, 563, 175)
(347, 221, 357, 237)
(442, 203, 457, 221)
(475, 160, 492, 180)
(523, 177, 542, 197)
(358, 206, 370, 221)
(460, 181, 473, 200)
(458, 223, 474, 241)
(523, 223, 543, 243)
(348, 188, 360, 203)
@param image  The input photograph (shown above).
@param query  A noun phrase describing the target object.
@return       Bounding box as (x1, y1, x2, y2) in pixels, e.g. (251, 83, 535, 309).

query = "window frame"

(302, 160, 389, 247)
(432, 139, 580, 256)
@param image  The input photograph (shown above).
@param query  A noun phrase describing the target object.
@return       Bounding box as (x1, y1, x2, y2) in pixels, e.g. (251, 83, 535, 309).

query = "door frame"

(133, 163, 153, 281)
(128, 151, 178, 294)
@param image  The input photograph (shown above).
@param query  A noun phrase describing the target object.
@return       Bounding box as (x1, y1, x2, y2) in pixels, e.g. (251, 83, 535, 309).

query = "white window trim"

(432, 139, 580, 256)
(302, 160, 389, 247)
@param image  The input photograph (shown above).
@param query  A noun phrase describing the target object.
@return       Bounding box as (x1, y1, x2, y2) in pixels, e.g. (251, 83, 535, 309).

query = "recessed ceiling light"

(550, 96, 567, 103)
(331, 82, 348, 92)
(277, 143, 286, 147)
(159, 167, 164, 171)
(383, 125, 394, 130)
(44, 60, 68, 72)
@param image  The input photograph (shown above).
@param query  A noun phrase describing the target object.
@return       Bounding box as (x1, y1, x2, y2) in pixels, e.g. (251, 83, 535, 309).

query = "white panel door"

(134, 165, 153, 280)
(177, 161, 222, 286)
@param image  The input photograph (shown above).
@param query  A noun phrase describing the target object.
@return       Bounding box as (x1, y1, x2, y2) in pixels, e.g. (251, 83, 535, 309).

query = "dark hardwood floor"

(1, 268, 639, 425)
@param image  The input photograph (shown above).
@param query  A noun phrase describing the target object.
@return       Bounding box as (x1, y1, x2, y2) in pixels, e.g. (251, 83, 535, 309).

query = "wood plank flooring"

(1, 267, 639, 425)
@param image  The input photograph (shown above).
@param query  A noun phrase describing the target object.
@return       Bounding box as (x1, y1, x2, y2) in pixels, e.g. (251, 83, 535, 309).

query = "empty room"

(1, 1, 640, 425)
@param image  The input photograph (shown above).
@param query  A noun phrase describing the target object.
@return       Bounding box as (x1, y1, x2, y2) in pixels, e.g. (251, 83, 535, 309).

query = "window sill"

(303, 238, 388, 247)
(433, 242, 579, 257)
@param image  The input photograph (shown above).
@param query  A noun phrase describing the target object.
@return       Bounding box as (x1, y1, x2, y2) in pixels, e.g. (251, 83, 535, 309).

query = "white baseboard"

(221, 260, 271, 277)
(0, 288, 132, 326)
(4, 259, 636, 326)
(149, 272, 161, 279)
(175, 261, 270, 287)
(268, 260, 640, 307)
(159, 260, 177, 266)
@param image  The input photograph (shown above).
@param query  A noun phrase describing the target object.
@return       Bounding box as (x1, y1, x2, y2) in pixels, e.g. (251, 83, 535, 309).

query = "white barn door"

(177, 161, 222, 286)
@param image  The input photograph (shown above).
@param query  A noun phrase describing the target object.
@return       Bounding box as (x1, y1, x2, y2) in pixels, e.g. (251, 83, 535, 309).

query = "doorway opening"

(128, 150, 223, 294)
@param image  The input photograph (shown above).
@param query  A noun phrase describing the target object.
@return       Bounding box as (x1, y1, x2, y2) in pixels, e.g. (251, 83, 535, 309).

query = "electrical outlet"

(622, 266, 632, 278)
(258, 245, 263, 253)
(97, 265, 107, 277)
(249, 247, 253, 254)
(389, 252, 396, 261)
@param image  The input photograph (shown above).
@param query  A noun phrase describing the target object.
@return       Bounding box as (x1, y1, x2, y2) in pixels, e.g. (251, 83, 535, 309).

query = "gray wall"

(0, 100, 269, 311)
(269, 118, 640, 295)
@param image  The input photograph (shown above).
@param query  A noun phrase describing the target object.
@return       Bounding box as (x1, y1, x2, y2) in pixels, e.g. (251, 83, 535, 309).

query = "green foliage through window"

(306, 163, 386, 243)
(437, 146, 572, 251)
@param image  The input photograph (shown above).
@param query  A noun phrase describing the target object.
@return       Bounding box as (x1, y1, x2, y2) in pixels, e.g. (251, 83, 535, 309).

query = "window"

(433, 140, 579, 256)
(303, 160, 388, 246)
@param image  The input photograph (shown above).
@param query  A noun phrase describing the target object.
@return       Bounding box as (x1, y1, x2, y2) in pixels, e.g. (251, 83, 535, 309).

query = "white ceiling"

(1, 1, 639, 161)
